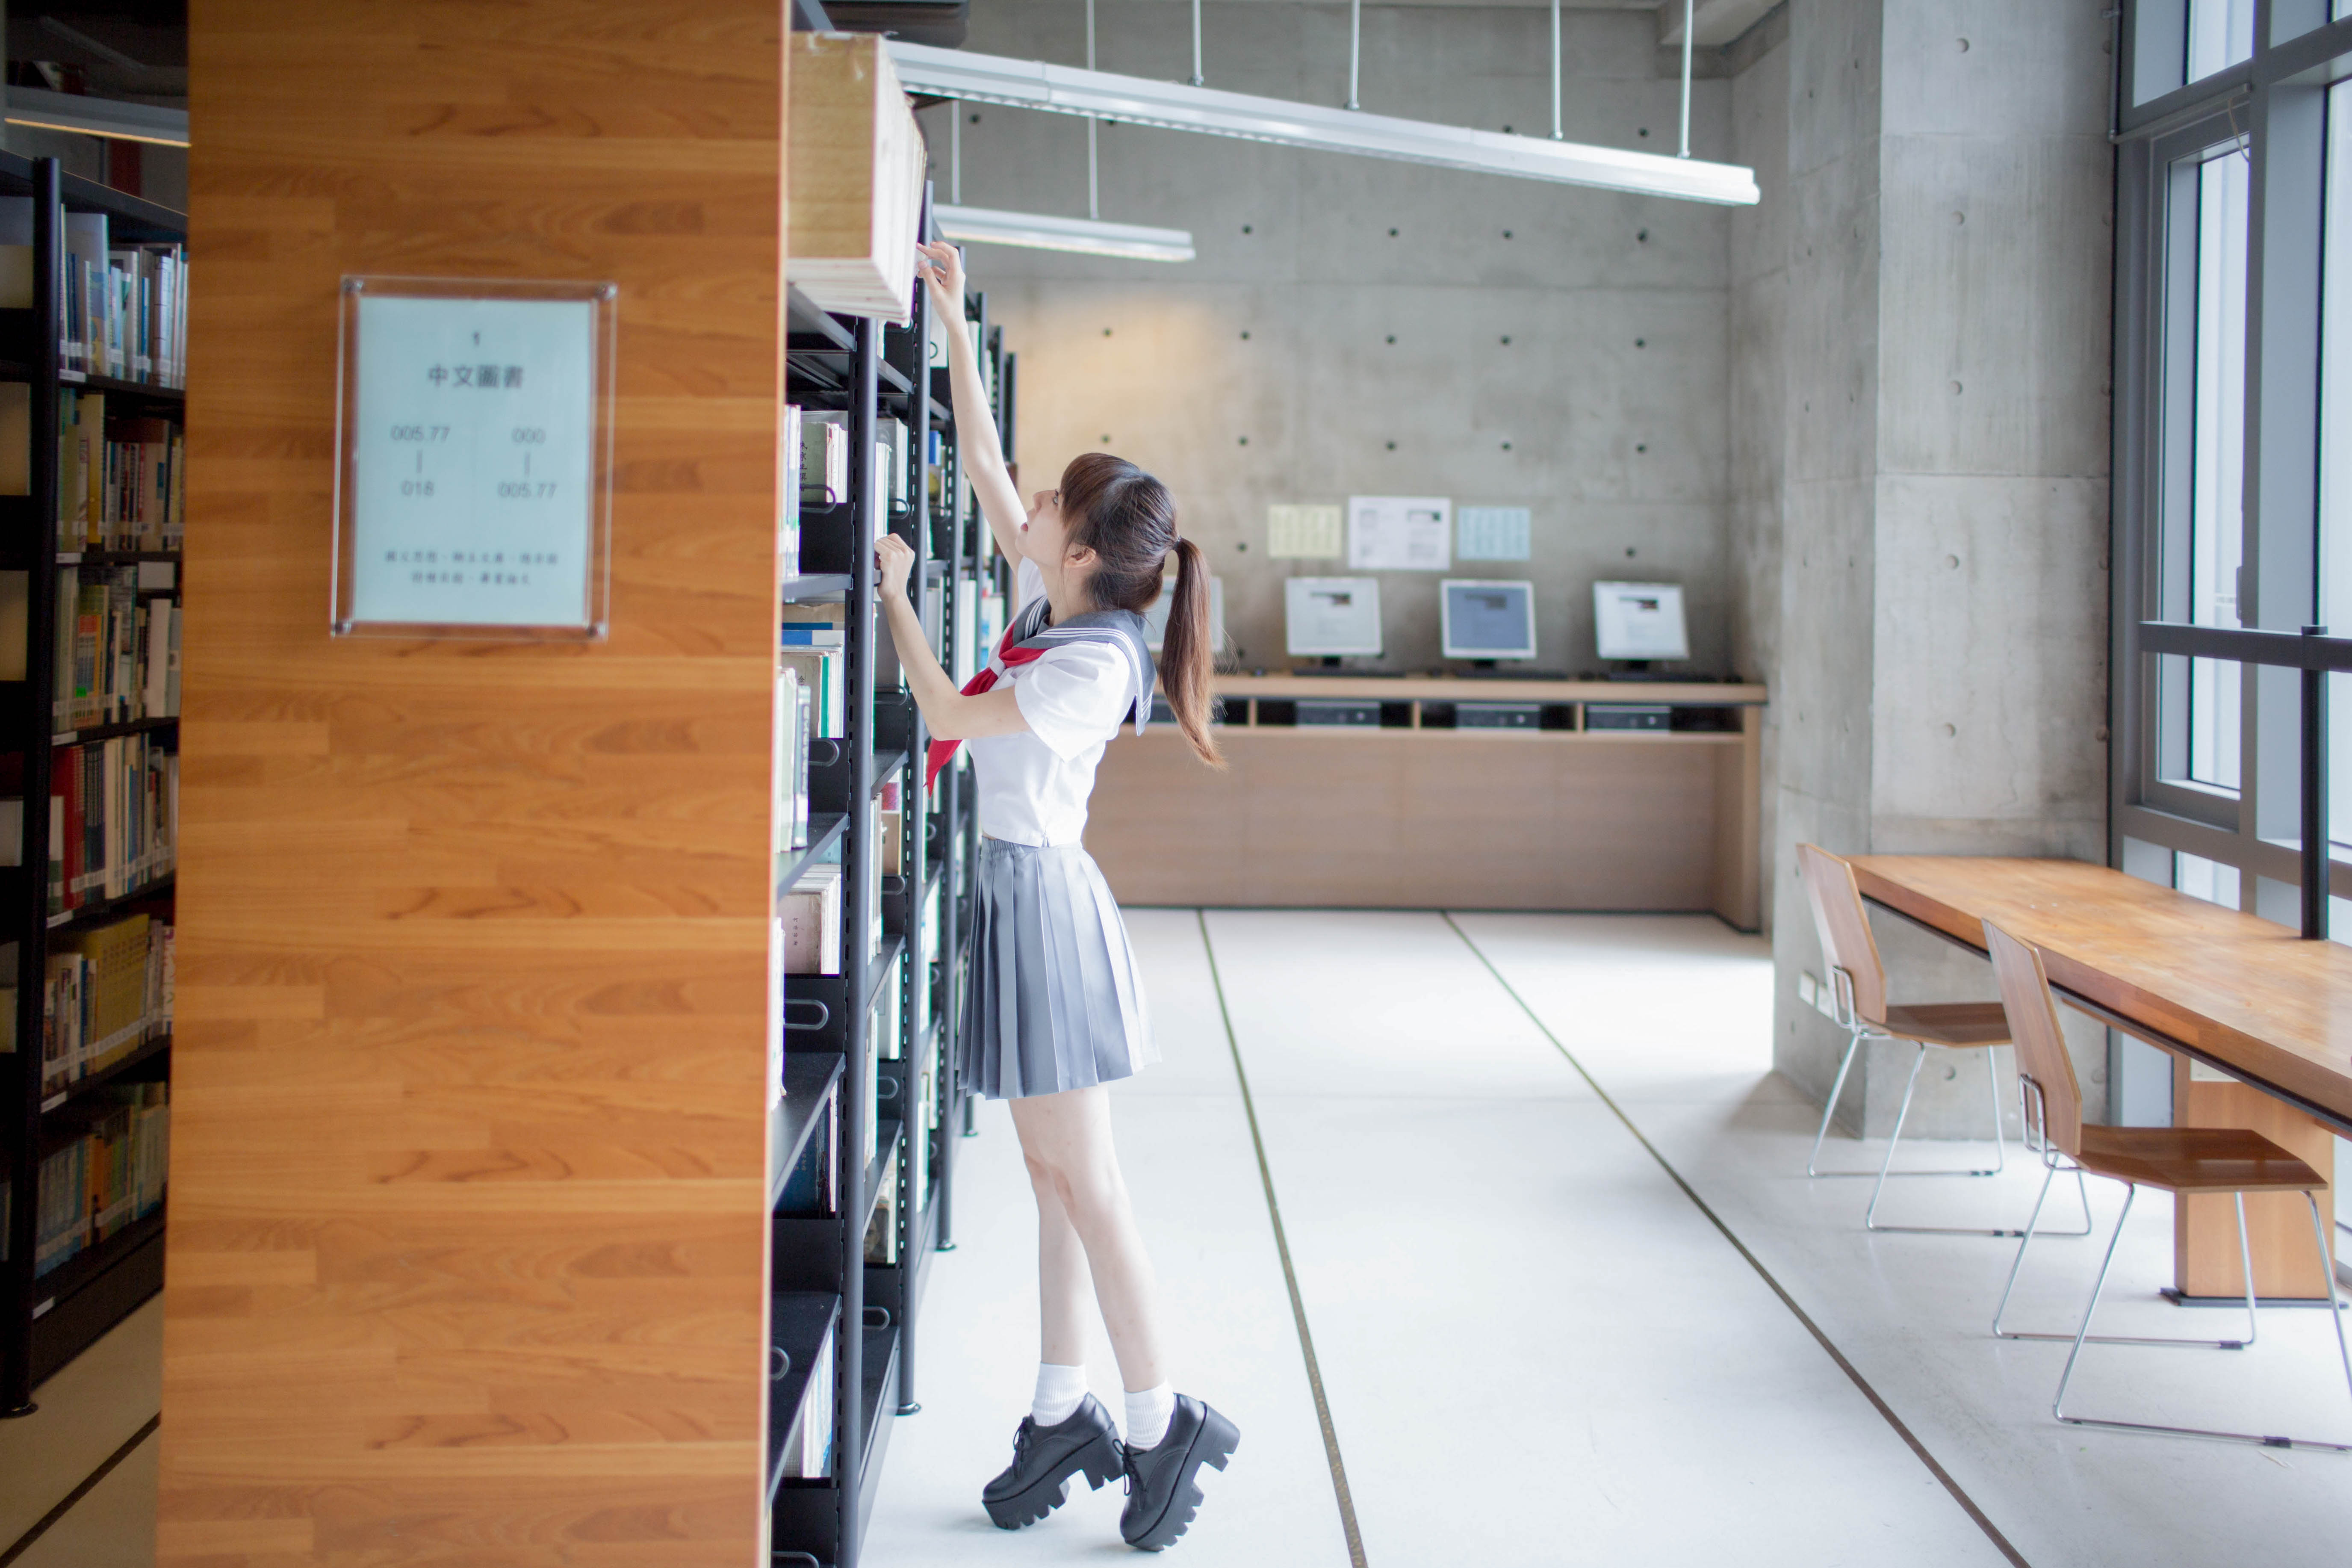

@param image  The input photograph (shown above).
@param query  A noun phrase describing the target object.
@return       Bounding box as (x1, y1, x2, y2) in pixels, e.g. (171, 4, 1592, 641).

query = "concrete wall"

(1744, 0, 2114, 1136)
(924, 1, 1745, 677)
(925, 1, 2114, 1139)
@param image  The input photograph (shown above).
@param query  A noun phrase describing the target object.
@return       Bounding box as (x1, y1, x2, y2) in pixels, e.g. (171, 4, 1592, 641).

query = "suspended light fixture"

(930, 1, 1197, 266)
(933, 204, 1195, 262)
(891, 35, 1759, 207)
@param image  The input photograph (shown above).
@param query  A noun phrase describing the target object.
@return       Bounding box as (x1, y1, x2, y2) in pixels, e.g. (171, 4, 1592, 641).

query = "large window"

(2327, 79, 2352, 843)
(2119, 0, 2352, 1231)
(2117, 3, 2352, 908)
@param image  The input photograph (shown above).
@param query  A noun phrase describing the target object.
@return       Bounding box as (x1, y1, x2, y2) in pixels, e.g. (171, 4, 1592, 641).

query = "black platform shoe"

(1119, 1395, 1239, 1551)
(983, 1394, 1124, 1530)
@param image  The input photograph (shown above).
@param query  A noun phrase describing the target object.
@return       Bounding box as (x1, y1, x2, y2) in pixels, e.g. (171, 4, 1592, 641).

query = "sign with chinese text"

(333, 277, 616, 638)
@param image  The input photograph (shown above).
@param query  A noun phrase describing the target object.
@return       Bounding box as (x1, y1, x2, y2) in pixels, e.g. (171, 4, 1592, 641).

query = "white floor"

(11, 912, 2350, 1566)
(866, 909, 2352, 1568)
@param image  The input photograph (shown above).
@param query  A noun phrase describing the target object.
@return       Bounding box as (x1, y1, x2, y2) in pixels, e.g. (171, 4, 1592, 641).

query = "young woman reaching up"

(870, 238, 1236, 1552)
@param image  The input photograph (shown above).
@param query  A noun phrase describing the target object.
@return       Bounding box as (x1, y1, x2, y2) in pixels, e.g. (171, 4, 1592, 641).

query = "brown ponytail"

(1058, 452, 1226, 768)
(1157, 536, 1223, 767)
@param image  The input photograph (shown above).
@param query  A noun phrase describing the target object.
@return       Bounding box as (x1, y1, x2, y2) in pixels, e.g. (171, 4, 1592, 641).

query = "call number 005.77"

(397, 478, 559, 500)
(390, 425, 557, 501)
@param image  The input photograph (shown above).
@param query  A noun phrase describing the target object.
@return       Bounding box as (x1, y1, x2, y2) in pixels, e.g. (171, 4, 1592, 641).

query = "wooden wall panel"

(164, 5, 785, 1563)
(1086, 729, 1752, 917)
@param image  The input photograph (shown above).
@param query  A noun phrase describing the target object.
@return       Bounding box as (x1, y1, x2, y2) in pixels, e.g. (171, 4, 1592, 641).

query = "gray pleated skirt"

(959, 838, 1157, 1099)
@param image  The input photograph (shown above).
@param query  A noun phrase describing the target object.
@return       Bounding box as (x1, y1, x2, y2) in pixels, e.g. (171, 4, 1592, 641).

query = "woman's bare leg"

(1009, 1085, 1166, 1392)
(1024, 1138, 1094, 1367)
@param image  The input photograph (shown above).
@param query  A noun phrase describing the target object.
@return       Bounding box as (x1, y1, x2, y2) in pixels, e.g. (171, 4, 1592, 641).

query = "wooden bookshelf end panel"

(167, 3, 788, 1562)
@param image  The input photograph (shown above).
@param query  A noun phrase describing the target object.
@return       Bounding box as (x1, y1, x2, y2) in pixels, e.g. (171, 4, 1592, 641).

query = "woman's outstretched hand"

(915, 240, 966, 316)
(876, 532, 917, 602)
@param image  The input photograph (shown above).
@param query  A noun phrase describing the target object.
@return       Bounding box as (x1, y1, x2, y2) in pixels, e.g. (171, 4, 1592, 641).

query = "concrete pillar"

(1745, 0, 2115, 1136)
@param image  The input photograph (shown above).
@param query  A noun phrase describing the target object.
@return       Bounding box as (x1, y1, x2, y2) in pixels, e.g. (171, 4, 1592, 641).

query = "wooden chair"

(1796, 844, 2059, 1235)
(1985, 920, 2352, 1451)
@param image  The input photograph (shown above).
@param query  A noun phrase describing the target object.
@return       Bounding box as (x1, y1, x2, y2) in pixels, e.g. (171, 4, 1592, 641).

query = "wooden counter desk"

(1086, 675, 1765, 925)
(1849, 855, 2348, 1299)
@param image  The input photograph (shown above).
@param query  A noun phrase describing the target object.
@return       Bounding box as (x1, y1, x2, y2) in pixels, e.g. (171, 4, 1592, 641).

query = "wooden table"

(1850, 856, 2349, 1299)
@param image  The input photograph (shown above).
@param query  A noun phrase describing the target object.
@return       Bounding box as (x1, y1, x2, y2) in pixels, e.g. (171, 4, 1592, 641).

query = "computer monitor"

(1592, 582, 1689, 662)
(1285, 577, 1383, 658)
(1441, 579, 1538, 661)
(1143, 574, 1225, 653)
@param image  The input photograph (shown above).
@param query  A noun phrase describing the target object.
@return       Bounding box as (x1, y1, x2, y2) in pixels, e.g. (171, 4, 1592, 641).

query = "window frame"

(2114, 1, 2352, 908)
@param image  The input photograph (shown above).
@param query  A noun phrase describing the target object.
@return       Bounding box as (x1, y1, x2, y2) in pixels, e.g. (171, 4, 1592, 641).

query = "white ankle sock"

(1124, 1382, 1175, 1451)
(1032, 1362, 1089, 1427)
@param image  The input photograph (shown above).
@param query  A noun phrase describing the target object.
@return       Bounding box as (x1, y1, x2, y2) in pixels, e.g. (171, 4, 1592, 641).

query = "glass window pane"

(2187, 0, 2255, 79)
(2328, 87, 2352, 842)
(2185, 148, 2250, 791)
(2175, 850, 2241, 908)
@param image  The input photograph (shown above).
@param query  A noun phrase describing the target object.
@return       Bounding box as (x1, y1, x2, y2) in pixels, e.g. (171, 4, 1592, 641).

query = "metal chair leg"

(1983, 1045, 2006, 1175)
(1862, 1045, 1928, 1228)
(2307, 1193, 2352, 1420)
(2051, 1184, 2352, 1451)
(1805, 1027, 1864, 1177)
(2000, 1171, 2247, 1347)
(1865, 1045, 2030, 1236)
(2234, 1192, 2260, 1350)
(1993, 1164, 2060, 1336)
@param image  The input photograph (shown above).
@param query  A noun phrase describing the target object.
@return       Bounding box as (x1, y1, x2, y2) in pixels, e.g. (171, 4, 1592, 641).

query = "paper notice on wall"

(1267, 503, 1344, 558)
(1456, 505, 1532, 561)
(1347, 496, 1451, 571)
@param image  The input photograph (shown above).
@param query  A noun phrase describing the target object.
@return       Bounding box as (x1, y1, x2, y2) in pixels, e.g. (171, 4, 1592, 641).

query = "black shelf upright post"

(891, 212, 931, 1418)
(0, 158, 64, 1420)
(835, 312, 880, 1568)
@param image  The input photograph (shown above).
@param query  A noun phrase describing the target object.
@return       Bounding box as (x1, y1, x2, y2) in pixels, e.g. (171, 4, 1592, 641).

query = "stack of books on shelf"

(775, 1312, 838, 1480)
(47, 733, 177, 915)
(801, 409, 848, 510)
(62, 211, 188, 387)
(774, 665, 814, 856)
(862, 1146, 901, 1265)
(866, 949, 900, 1167)
(781, 405, 806, 578)
(13, 1081, 170, 1279)
(778, 1093, 841, 1218)
(58, 395, 184, 550)
(41, 913, 173, 1093)
(780, 864, 843, 977)
(780, 606, 847, 737)
(53, 565, 181, 729)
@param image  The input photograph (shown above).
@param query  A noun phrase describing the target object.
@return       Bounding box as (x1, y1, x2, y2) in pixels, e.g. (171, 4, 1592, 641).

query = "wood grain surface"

(786, 33, 920, 322)
(1849, 856, 2344, 1293)
(1086, 723, 1760, 922)
(164, 5, 785, 1562)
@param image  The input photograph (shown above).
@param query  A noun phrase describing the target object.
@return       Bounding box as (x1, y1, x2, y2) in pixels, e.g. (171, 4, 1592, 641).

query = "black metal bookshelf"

(769, 187, 1012, 1566)
(0, 156, 184, 1418)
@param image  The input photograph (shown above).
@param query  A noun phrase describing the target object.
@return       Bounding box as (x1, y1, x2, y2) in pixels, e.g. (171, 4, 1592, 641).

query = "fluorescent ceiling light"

(3, 86, 188, 148)
(935, 203, 1195, 262)
(891, 42, 1759, 207)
